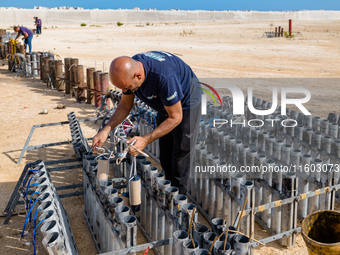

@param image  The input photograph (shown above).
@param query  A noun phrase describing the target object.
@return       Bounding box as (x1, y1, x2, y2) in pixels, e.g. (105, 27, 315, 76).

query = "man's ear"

(134, 71, 142, 80)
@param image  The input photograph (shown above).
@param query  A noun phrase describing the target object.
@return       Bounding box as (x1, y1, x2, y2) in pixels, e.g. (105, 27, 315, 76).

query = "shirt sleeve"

(158, 73, 184, 107)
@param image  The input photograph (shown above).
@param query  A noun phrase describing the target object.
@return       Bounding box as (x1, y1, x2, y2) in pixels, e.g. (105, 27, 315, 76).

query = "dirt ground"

(0, 20, 339, 255)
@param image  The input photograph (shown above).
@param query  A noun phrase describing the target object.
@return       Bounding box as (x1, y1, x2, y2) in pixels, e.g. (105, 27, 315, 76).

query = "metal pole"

(262, 159, 274, 228)
(158, 179, 171, 254)
(308, 158, 322, 215)
(231, 173, 243, 224)
(271, 165, 282, 235)
(202, 150, 212, 213)
(240, 180, 254, 236)
(280, 172, 297, 247)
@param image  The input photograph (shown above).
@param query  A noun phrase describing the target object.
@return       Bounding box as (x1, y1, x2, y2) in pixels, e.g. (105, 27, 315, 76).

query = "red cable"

(144, 247, 150, 255)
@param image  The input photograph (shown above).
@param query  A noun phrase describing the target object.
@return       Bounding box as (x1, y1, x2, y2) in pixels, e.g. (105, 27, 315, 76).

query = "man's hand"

(127, 136, 148, 157)
(92, 126, 111, 152)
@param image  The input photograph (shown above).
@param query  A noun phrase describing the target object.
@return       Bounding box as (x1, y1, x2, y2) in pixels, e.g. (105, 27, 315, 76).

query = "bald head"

(109, 56, 144, 93)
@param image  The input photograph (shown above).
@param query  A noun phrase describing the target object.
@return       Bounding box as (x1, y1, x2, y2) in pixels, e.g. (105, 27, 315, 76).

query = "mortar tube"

(320, 119, 330, 135)
(82, 152, 93, 168)
(312, 116, 321, 132)
(265, 135, 275, 156)
(254, 154, 265, 220)
(93, 70, 102, 107)
(54, 60, 63, 91)
(285, 121, 295, 138)
(208, 155, 219, 218)
(42, 232, 64, 255)
(251, 128, 261, 148)
(75, 65, 85, 99)
(224, 226, 237, 250)
(233, 234, 250, 255)
(232, 141, 242, 164)
(202, 151, 213, 213)
(192, 223, 210, 248)
(221, 134, 229, 162)
(115, 205, 130, 237)
(206, 126, 214, 152)
(69, 58, 78, 95)
(281, 144, 292, 165)
(40, 220, 59, 238)
(183, 239, 199, 255)
(321, 135, 332, 153)
(213, 240, 231, 255)
(281, 172, 297, 247)
(319, 165, 333, 210)
(164, 187, 179, 255)
(181, 203, 198, 232)
(333, 140, 340, 158)
(329, 122, 339, 139)
(121, 215, 137, 248)
(140, 162, 151, 230)
(271, 165, 282, 235)
(203, 232, 218, 250)
(295, 125, 304, 141)
(151, 173, 164, 241)
(303, 115, 313, 128)
(242, 126, 251, 145)
(239, 180, 254, 236)
(215, 161, 226, 219)
(246, 149, 257, 167)
(223, 185, 232, 225)
(196, 146, 206, 205)
(239, 145, 250, 166)
(173, 230, 189, 255)
(231, 173, 244, 224)
(216, 130, 225, 160)
(104, 188, 118, 211)
(145, 167, 157, 237)
(297, 153, 310, 219)
(259, 131, 268, 153)
(212, 128, 221, 156)
(32, 54, 38, 77)
(311, 132, 322, 149)
(86, 67, 95, 104)
(226, 137, 236, 162)
(290, 149, 301, 168)
(108, 197, 124, 220)
(302, 128, 313, 145)
(192, 146, 204, 200)
(211, 218, 226, 235)
(273, 140, 283, 160)
(308, 158, 322, 216)
(174, 194, 188, 227)
(158, 180, 171, 254)
(26, 55, 31, 76)
(135, 155, 146, 178)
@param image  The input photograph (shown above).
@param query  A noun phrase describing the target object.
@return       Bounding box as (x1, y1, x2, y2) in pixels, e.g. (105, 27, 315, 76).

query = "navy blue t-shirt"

(123, 51, 201, 114)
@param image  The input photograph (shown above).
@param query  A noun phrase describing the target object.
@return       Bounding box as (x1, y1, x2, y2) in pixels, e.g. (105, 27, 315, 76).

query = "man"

(92, 51, 202, 194)
(14, 26, 33, 53)
(34, 17, 42, 35)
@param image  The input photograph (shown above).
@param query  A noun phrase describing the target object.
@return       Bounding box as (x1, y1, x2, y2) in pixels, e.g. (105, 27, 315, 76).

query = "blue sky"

(1, 0, 339, 11)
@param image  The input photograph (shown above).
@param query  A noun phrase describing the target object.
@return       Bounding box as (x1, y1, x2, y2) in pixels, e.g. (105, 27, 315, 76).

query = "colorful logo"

(199, 82, 222, 115)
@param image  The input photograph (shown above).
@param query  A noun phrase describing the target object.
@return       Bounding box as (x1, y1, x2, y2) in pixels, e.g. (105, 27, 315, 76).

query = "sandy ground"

(0, 20, 339, 255)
